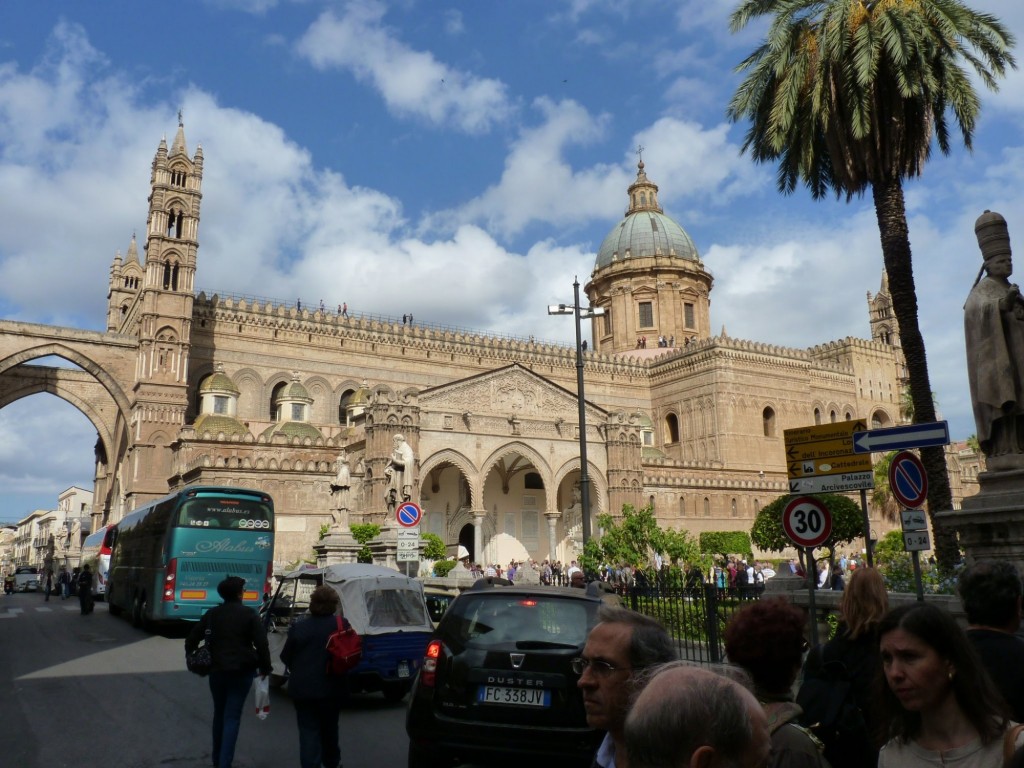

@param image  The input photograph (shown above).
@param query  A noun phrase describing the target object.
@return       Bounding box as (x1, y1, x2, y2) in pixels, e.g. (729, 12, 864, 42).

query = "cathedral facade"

(0, 123, 912, 568)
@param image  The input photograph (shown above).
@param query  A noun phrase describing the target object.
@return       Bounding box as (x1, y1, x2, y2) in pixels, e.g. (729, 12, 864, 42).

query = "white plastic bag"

(254, 675, 270, 720)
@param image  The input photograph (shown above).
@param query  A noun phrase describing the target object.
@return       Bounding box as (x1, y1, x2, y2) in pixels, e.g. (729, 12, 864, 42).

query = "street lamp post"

(548, 277, 605, 546)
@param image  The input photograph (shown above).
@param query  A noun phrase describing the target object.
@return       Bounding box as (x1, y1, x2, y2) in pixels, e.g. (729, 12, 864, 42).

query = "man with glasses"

(576, 604, 675, 768)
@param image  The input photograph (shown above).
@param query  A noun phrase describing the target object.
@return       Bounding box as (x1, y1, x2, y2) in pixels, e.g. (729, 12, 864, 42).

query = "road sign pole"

(859, 488, 873, 568)
(911, 551, 924, 602)
(806, 546, 819, 647)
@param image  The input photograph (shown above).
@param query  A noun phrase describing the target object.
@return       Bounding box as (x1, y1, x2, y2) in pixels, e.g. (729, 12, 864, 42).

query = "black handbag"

(186, 628, 213, 676)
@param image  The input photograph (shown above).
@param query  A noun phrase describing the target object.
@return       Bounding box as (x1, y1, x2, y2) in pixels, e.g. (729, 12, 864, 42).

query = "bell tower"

(126, 116, 204, 504)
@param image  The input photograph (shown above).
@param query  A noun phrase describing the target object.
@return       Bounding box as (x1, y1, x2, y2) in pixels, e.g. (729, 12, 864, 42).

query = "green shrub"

(433, 559, 457, 577)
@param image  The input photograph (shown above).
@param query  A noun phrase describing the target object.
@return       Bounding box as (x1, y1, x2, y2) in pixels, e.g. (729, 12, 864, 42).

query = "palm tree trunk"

(872, 177, 958, 569)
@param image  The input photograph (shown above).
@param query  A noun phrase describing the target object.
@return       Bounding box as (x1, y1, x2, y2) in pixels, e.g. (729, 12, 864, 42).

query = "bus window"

(176, 498, 273, 530)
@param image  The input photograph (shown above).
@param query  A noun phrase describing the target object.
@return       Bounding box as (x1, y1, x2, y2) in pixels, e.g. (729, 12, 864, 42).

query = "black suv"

(405, 581, 603, 768)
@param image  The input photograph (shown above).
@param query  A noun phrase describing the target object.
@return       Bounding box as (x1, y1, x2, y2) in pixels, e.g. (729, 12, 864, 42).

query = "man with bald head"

(625, 664, 771, 768)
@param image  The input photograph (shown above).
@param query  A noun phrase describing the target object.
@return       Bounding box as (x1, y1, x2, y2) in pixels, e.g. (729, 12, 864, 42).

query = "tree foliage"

(350, 523, 380, 564)
(699, 531, 753, 559)
(580, 504, 700, 576)
(727, 0, 1015, 569)
(871, 451, 901, 523)
(421, 532, 447, 561)
(751, 494, 864, 561)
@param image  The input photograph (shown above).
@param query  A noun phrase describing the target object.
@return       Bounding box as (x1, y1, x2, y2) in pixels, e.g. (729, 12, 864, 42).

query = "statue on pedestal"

(385, 433, 415, 514)
(965, 211, 1024, 468)
(329, 452, 352, 529)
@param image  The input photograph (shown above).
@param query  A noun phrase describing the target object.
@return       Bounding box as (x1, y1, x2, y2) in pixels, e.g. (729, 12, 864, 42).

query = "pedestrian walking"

(185, 576, 272, 768)
(43, 569, 53, 601)
(77, 564, 94, 614)
(280, 585, 349, 768)
(58, 567, 70, 599)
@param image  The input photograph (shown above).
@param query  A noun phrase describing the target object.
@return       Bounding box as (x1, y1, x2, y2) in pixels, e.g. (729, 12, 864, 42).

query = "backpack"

(326, 616, 362, 675)
(797, 645, 870, 767)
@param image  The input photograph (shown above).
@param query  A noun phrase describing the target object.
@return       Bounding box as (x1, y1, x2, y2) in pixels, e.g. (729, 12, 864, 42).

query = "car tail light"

(163, 558, 177, 602)
(421, 640, 443, 688)
(264, 561, 274, 600)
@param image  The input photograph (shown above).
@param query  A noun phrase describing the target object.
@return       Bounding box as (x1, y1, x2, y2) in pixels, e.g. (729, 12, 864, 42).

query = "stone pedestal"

(314, 527, 363, 566)
(936, 468, 1024, 571)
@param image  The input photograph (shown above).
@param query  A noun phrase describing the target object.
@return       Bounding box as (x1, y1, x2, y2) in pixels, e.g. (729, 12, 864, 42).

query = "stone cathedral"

(0, 122, 911, 568)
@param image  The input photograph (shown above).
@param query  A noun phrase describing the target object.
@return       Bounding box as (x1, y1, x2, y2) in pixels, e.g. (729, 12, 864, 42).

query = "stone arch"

(419, 448, 480, 508)
(481, 442, 553, 489)
(304, 375, 333, 424)
(0, 374, 118, 468)
(0, 342, 132, 417)
(233, 368, 264, 421)
(552, 458, 607, 516)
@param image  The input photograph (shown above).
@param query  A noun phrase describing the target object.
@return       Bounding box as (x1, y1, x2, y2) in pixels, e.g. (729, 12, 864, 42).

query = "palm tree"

(727, 0, 1015, 569)
(871, 450, 901, 523)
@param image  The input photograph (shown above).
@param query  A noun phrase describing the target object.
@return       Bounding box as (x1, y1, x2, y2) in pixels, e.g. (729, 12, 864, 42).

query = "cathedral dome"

(199, 370, 240, 395)
(594, 160, 699, 270)
(275, 376, 313, 404)
(194, 413, 248, 438)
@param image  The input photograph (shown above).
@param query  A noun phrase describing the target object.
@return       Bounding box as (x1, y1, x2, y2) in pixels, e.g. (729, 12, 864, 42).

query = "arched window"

(814, 408, 822, 425)
(679, 496, 686, 517)
(270, 382, 287, 420)
(762, 407, 776, 437)
(525, 473, 544, 490)
(830, 410, 837, 423)
(338, 389, 355, 425)
(703, 497, 710, 517)
(731, 498, 738, 517)
(666, 413, 680, 443)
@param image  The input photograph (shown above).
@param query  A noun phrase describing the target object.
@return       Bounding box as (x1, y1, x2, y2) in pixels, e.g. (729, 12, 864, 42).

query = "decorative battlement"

(193, 292, 651, 377)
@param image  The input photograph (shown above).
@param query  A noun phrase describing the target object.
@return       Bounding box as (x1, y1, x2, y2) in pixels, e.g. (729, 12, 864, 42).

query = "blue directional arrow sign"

(852, 421, 949, 454)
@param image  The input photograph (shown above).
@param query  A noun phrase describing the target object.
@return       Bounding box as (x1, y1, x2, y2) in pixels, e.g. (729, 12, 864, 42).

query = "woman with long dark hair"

(876, 602, 1020, 766)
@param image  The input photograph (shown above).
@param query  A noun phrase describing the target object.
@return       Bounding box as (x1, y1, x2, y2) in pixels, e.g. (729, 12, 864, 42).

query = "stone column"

(472, 509, 486, 562)
(545, 511, 560, 560)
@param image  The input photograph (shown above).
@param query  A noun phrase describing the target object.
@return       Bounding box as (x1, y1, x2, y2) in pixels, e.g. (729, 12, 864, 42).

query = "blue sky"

(0, 0, 1021, 522)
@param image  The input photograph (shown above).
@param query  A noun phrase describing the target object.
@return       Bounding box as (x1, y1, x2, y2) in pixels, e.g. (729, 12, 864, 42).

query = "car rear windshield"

(445, 594, 596, 646)
(15, 566, 38, 574)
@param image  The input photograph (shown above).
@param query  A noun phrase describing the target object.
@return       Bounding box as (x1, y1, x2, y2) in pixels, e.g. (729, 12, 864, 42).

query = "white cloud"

(295, 1, 512, 134)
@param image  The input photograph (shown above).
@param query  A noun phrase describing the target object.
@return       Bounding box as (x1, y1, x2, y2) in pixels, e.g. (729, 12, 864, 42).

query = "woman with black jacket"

(280, 584, 349, 768)
(798, 567, 889, 768)
(186, 576, 271, 768)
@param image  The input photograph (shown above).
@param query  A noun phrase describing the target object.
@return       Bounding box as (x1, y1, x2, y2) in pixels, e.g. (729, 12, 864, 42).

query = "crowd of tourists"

(582, 558, 1024, 768)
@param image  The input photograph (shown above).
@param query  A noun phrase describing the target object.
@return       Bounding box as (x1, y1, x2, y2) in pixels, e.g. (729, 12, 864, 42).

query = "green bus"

(107, 486, 274, 627)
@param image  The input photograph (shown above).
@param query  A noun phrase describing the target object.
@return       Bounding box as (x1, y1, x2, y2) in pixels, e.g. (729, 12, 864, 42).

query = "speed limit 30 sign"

(782, 496, 833, 548)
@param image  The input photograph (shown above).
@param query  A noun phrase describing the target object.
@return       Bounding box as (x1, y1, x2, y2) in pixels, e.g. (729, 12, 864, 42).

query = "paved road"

(0, 592, 409, 768)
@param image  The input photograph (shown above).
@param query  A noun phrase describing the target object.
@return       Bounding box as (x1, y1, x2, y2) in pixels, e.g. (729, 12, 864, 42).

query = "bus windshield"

(176, 497, 273, 531)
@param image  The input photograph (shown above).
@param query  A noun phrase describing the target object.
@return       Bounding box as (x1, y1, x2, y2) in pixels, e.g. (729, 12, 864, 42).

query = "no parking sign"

(396, 502, 423, 528)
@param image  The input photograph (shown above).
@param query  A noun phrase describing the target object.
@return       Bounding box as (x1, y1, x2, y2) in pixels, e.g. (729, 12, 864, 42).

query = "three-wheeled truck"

(262, 563, 434, 702)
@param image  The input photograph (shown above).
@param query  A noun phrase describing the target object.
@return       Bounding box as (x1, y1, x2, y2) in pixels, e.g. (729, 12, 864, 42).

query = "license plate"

(398, 661, 410, 678)
(478, 686, 550, 707)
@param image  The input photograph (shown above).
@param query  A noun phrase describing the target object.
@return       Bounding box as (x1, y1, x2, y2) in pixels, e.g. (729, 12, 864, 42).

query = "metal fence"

(618, 583, 763, 664)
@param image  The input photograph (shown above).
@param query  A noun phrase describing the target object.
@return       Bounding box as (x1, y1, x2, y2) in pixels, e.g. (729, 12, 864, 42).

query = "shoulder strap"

(1003, 723, 1024, 763)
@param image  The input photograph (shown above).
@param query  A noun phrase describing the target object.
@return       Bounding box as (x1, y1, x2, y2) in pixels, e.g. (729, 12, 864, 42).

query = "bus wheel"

(132, 594, 146, 628)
